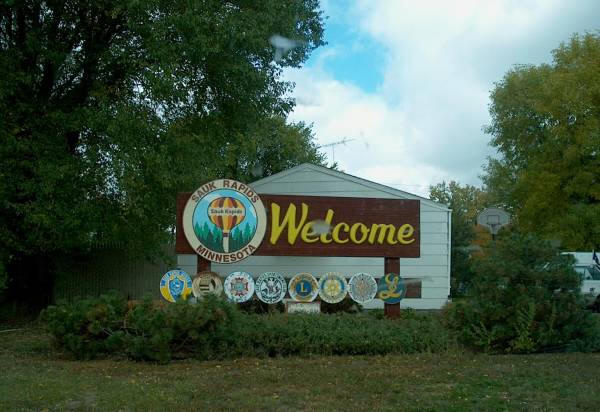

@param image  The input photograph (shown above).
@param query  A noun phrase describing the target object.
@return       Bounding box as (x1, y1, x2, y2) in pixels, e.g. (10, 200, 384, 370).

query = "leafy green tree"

(429, 181, 489, 295)
(483, 33, 600, 250)
(444, 231, 598, 353)
(0, 1, 325, 307)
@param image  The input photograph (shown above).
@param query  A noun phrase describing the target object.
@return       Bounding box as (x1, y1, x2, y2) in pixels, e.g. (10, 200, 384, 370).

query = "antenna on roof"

(318, 137, 355, 163)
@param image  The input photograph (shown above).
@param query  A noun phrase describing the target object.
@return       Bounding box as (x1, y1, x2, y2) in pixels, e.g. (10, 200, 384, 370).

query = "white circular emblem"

(318, 272, 348, 304)
(224, 272, 255, 303)
(348, 273, 378, 304)
(192, 272, 223, 298)
(255, 272, 287, 304)
(288, 273, 319, 302)
(182, 179, 267, 264)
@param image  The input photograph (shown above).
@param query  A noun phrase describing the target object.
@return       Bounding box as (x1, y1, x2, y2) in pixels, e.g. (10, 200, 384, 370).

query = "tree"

(0, 1, 325, 307)
(482, 33, 600, 250)
(444, 231, 598, 353)
(429, 181, 489, 295)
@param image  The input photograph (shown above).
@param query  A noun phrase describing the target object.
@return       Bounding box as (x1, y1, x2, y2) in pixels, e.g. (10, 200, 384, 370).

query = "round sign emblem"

(377, 273, 406, 304)
(182, 179, 267, 264)
(192, 271, 223, 298)
(348, 273, 378, 304)
(255, 272, 287, 304)
(160, 270, 193, 303)
(289, 273, 319, 302)
(224, 272, 255, 303)
(318, 272, 348, 304)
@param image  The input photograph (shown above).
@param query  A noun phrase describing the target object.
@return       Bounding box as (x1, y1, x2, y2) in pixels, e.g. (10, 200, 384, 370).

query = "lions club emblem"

(289, 273, 319, 302)
(224, 272, 255, 303)
(182, 179, 267, 264)
(160, 270, 193, 303)
(255, 272, 287, 304)
(318, 272, 348, 304)
(348, 273, 378, 304)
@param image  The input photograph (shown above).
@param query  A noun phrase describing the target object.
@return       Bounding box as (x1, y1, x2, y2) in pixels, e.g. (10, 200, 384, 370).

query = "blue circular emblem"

(377, 273, 406, 304)
(289, 273, 319, 302)
(160, 270, 193, 303)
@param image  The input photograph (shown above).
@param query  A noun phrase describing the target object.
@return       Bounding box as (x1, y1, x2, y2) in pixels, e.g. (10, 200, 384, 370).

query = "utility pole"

(317, 137, 355, 163)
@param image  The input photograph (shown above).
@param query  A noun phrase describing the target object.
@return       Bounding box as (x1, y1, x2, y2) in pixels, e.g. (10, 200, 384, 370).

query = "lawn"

(1, 326, 599, 411)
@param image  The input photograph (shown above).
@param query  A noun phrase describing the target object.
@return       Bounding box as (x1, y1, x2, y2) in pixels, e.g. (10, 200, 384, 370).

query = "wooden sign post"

(383, 257, 401, 318)
(197, 255, 211, 273)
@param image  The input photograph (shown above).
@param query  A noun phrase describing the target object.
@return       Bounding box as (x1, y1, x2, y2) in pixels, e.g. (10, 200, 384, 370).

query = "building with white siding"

(177, 163, 452, 310)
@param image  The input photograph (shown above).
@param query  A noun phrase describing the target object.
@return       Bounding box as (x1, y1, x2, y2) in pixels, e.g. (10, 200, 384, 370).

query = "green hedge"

(224, 311, 452, 358)
(42, 293, 453, 362)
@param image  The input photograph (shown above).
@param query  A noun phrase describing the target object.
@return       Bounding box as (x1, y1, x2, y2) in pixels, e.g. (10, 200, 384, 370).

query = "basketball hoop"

(477, 208, 510, 238)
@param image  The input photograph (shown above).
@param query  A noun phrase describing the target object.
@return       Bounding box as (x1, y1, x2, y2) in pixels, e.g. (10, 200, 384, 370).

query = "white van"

(562, 252, 600, 297)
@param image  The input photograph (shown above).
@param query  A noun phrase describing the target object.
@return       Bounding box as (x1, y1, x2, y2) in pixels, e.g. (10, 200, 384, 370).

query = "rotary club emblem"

(318, 272, 348, 304)
(377, 273, 406, 304)
(348, 273, 378, 304)
(192, 271, 223, 298)
(160, 270, 193, 303)
(255, 272, 287, 304)
(224, 271, 255, 303)
(288, 273, 319, 302)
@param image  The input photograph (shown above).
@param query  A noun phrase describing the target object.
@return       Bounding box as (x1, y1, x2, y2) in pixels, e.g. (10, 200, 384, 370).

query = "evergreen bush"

(43, 295, 454, 361)
(123, 295, 237, 362)
(209, 311, 452, 358)
(444, 231, 599, 353)
(42, 292, 128, 359)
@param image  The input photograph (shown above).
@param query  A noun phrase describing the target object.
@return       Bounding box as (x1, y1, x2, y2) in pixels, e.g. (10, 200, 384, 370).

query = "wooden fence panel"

(53, 244, 176, 301)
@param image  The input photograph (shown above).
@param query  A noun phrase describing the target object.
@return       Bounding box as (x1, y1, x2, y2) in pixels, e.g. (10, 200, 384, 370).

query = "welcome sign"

(177, 179, 420, 262)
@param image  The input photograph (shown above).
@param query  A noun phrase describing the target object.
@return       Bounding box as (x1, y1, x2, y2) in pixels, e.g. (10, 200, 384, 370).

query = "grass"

(1, 325, 600, 411)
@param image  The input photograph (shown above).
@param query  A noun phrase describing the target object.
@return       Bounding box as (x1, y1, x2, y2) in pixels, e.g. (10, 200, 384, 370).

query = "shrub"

(220, 311, 452, 358)
(444, 231, 594, 353)
(237, 297, 284, 314)
(42, 292, 128, 359)
(43, 294, 454, 361)
(123, 295, 238, 362)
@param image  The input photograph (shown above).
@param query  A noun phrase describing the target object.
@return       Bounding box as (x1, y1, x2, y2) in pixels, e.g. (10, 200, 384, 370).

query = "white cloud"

(285, 0, 600, 197)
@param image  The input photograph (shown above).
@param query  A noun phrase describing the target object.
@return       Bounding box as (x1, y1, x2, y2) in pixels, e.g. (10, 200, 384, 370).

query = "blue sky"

(284, 0, 600, 196)
(306, 14, 385, 93)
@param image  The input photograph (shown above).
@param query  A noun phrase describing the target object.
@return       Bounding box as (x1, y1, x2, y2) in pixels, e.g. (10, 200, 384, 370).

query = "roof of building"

(250, 163, 450, 211)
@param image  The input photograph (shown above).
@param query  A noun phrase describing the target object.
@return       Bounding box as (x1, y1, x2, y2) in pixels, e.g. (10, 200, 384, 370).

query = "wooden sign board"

(177, 193, 420, 258)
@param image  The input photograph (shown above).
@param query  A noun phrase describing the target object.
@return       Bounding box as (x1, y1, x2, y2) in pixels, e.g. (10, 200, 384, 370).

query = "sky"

(283, 0, 600, 197)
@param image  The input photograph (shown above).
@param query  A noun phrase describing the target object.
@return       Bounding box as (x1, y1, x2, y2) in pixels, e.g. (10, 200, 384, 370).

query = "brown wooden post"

(384, 257, 401, 318)
(197, 255, 211, 273)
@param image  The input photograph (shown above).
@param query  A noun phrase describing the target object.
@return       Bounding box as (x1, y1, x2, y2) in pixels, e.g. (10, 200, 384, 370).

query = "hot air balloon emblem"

(208, 196, 246, 253)
(183, 179, 267, 264)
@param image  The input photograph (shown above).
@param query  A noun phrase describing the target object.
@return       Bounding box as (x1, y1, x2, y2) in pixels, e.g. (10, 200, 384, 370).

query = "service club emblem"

(192, 271, 223, 298)
(377, 273, 406, 304)
(289, 273, 319, 302)
(224, 271, 255, 303)
(318, 272, 348, 304)
(348, 273, 378, 304)
(255, 272, 287, 304)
